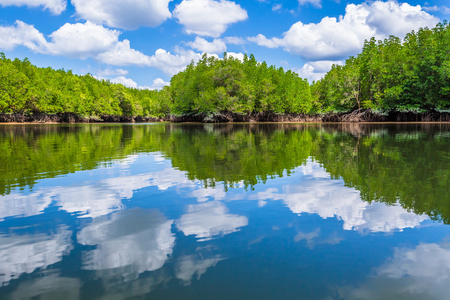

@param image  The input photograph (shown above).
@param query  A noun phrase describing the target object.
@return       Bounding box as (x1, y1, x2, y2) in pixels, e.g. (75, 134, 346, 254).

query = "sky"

(0, 0, 448, 89)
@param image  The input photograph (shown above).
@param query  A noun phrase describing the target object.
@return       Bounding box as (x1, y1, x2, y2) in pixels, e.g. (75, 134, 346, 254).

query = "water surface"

(0, 123, 449, 299)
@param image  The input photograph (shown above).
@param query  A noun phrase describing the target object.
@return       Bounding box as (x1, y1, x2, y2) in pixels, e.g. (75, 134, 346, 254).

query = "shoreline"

(0, 109, 449, 124)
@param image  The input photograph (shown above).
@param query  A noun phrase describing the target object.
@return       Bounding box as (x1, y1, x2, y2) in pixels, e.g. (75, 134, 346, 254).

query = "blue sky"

(0, 0, 448, 89)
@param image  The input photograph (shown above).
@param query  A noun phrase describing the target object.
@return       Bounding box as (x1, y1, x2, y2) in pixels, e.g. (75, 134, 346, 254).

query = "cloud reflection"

(176, 252, 224, 285)
(252, 160, 428, 233)
(176, 202, 248, 241)
(78, 209, 175, 280)
(6, 272, 81, 300)
(0, 227, 73, 286)
(340, 241, 450, 299)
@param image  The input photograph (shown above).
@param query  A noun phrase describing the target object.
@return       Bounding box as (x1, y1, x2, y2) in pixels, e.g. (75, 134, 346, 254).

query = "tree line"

(0, 53, 171, 118)
(314, 21, 450, 113)
(1, 21, 449, 118)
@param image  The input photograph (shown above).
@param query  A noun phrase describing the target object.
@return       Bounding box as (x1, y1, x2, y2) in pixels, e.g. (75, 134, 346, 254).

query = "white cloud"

(78, 209, 175, 278)
(174, 0, 248, 38)
(47, 21, 120, 59)
(223, 36, 245, 45)
(149, 78, 170, 90)
(226, 52, 245, 61)
(293, 60, 343, 82)
(0, 20, 48, 52)
(0, 21, 123, 60)
(0, 228, 73, 286)
(97, 68, 128, 77)
(71, 0, 172, 30)
(298, 0, 321, 9)
(187, 37, 227, 54)
(149, 47, 203, 75)
(247, 34, 278, 48)
(96, 40, 152, 66)
(249, 1, 439, 60)
(0, 21, 202, 74)
(176, 202, 248, 241)
(0, 0, 66, 15)
(111, 76, 138, 88)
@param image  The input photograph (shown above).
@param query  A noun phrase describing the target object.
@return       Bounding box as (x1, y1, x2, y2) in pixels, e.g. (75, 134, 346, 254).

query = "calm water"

(0, 123, 449, 300)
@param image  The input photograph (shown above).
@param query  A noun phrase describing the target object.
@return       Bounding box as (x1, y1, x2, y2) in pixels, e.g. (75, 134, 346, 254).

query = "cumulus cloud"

(71, 0, 172, 30)
(110, 76, 138, 88)
(149, 47, 203, 75)
(96, 40, 153, 66)
(0, 20, 48, 52)
(249, 1, 439, 60)
(247, 34, 278, 48)
(47, 21, 120, 59)
(150, 78, 170, 90)
(187, 37, 227, 54)
(226, 52, 245, 61)
(176, 202, 248, 241)
(174, 0, 248, 38)
(109, 76, 170, 90)
(0, 21, 202, 75)
(293, 60, 343, 82)
(0, 21, 122, 60)
(78, 209, 175, 278)
(0, 0, 66, 15)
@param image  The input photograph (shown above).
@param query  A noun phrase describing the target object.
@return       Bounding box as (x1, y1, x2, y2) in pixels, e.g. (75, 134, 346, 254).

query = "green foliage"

(170, 53, 315, 115)
(314, 21, 450, 112)
(0, 54, 168, 117)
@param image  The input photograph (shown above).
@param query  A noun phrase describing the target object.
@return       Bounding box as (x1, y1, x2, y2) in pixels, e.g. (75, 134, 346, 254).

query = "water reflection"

(7, 272, 81, 300)
(0, 123, 449, 299)
(252, 160, 428, 232)
(340, 240, 450, 299)
(0, 227, 72, 286)
(176, 202, 248, 241)
(78, 209, 175, 280)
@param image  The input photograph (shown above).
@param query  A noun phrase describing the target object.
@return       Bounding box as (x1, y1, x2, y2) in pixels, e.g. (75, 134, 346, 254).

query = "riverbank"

(1, 109, 449, 124)
(0, 112, 165, 123)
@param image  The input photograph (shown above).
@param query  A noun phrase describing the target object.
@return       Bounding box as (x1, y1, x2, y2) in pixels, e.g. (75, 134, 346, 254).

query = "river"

(0, 123, 449, 299)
